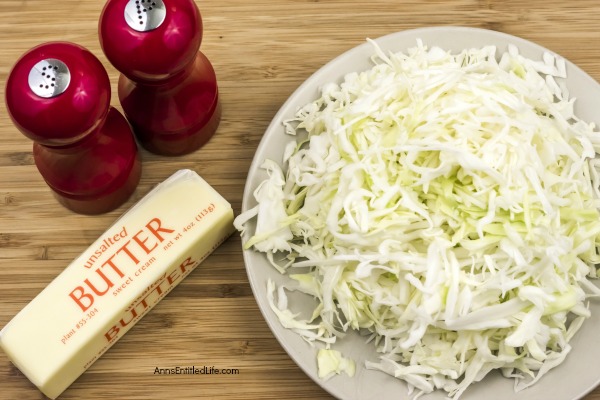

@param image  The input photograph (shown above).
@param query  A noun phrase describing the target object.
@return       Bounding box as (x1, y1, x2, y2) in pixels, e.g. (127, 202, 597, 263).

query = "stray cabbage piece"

(317, 349, 356, 380)
(236, 39, 600, 399)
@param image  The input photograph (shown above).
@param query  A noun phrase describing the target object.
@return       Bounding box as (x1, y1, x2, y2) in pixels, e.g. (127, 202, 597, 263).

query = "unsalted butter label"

(0, 169, 235, 399)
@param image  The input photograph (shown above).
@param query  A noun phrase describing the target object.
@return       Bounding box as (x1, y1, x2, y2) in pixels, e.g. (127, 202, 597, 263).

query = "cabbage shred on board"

(235, 39, 600, 399)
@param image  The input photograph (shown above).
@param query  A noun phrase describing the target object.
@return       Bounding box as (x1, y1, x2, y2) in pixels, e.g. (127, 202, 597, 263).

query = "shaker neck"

(124, 54, 198, 88)
(36, 108, 110, 153)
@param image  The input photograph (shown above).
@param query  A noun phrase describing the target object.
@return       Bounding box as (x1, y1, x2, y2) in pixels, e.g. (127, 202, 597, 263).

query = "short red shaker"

(5, 42, 142, 215)
(98, 0, 221, 156)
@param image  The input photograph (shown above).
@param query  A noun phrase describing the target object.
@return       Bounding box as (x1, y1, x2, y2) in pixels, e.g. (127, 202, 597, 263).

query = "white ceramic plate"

(240, 26, 600, 400)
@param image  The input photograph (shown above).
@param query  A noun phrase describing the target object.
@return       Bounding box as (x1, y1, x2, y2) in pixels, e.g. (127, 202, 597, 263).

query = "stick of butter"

(0, 169, 235, 399)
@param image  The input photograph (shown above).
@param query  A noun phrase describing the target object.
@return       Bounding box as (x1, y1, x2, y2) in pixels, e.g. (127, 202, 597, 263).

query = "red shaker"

(98, 0, 221, 156)
(5, 42, 141, 215)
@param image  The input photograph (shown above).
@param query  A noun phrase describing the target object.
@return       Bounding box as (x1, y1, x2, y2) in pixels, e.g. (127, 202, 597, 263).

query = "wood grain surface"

(2, 1, 600, 399)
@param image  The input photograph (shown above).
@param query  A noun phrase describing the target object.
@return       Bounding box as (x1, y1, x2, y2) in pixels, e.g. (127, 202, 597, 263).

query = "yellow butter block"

(0, 169, 235, 399)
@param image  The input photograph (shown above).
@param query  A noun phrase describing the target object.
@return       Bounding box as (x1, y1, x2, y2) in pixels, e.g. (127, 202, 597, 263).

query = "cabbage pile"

(235, 40, 600, 399)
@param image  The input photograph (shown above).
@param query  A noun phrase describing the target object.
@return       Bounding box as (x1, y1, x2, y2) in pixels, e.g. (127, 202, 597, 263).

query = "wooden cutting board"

(1, 0, 600, 399)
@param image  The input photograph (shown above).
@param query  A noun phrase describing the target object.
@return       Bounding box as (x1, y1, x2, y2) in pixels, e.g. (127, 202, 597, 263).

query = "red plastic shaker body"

(5, 42, 141, 215)
(98, 0, 221, 156)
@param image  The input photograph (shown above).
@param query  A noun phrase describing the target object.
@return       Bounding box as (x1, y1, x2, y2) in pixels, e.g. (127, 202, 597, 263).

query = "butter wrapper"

(0, 169, 235, 399)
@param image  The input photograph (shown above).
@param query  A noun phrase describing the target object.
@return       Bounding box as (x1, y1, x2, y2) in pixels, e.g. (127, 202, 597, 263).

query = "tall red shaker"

(5, 42, 141, 215)
(98, 0, 221, 156)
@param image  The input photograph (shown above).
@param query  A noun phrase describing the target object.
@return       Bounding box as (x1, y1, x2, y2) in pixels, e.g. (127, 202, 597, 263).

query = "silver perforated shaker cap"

(28, 59, 70, 99)
(124, 0, 167, 32)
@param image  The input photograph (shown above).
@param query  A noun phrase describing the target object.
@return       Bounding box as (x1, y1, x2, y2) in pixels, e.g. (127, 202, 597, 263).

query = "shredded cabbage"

(235, 39, 600, 399)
